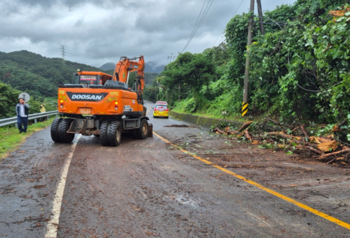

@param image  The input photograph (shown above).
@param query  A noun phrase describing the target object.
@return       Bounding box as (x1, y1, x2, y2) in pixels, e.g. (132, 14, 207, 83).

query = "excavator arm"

(112, 56, 145, 98)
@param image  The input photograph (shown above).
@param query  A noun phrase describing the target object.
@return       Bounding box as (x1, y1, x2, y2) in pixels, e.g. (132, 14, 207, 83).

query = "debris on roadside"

(211, 118, 350, 166)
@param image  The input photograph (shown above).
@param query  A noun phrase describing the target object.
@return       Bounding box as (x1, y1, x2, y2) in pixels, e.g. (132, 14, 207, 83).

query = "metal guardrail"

(0, 111, 58, 128)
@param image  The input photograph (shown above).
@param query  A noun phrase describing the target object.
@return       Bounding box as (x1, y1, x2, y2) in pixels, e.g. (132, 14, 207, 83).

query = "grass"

(0, 118, 55, 160)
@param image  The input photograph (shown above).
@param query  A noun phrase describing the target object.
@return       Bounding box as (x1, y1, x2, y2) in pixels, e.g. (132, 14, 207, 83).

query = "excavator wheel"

(58, 119, 75, 143)
(107, 121, 122, 146)
(51, 118, 63, 143)
(135, 119, 148, 139)
(100, 120, 110, 146)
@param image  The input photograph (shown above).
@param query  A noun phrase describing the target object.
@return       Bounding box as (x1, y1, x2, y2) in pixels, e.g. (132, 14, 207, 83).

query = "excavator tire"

(100, 120, 110, 146)
(58, 119, 75, 143)
(107, 121, 122, 146)
(51, 118, 63, 143)
(135, 119, 148, 139)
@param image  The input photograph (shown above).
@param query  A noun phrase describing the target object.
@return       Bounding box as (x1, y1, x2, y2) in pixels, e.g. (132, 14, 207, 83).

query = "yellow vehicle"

(153, 101, 169, 118)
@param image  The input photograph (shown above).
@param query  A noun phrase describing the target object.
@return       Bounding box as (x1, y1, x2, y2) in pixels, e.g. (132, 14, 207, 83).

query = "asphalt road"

(0, 102, 349, 237)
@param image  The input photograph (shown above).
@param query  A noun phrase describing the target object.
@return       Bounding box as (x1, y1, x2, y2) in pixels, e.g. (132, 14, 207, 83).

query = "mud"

(0, 129, 74, 237)
(175, 133, 349, 217)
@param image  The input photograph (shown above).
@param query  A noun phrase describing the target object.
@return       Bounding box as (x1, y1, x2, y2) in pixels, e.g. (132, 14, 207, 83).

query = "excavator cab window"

(72, 74, 98, 87)
(80, 75, 98, 85)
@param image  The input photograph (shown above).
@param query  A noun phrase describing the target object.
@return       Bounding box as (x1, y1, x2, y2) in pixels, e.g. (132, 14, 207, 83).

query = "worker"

(16, 98, 30, 133)
(40, 103, 46, 113)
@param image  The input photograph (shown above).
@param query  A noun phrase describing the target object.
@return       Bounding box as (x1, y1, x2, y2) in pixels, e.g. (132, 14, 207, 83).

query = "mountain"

(99, 61, 165, 74)
(100, 62, 115, 71)
(0, 50, 107, 99)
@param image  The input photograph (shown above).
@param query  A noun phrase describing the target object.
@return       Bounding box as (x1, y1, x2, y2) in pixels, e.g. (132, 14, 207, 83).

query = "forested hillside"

(0, 50, 108, 118)
(0, 50, 104, 100)
(148, 0, 349, 126)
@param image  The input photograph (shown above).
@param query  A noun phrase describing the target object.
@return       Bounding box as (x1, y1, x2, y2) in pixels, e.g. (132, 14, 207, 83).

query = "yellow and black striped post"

(241, 102, 248, 116)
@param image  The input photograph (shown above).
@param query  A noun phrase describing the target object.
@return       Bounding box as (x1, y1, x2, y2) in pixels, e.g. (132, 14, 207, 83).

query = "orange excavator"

(51, 55, 152, 146)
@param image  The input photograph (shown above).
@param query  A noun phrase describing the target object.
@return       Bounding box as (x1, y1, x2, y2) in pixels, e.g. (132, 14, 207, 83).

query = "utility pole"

(61, 45, 65, 64)
(241, 0, 265, 116)
(242, 0, 254, 116)
(257, 0, 265, 35)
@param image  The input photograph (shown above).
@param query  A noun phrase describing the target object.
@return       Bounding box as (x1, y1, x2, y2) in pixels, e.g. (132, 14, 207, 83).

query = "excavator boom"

(112, 55, 145, 95)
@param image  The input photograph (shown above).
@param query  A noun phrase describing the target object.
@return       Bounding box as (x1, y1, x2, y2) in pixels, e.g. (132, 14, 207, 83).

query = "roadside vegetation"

(145, 0, 349, 131)
(0, 82, 58, 118)
(0, 118, 54, 160)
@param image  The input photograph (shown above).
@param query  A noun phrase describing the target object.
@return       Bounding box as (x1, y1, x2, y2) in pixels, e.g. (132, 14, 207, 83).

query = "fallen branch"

(291, 126, 300, 133)
(264, 131, 302, 141)
(244, 129, 252, 141)
(300, 125, 309, 138)
(304, 146, 324, 155)
(213, 127, 225, 134)
(318, 149, 350, 160)
(224, 127, 238, 135)
(237, 121, 253, 133)
(267, 116, 286, 133)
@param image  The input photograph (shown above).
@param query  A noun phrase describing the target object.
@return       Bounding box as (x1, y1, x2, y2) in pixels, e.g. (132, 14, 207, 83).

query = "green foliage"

(0, 82, 21, 118)
(203, 42, 230, 67)
(157, 52, 216, 109)
(144, 73, 159, 85)
(143, 84, 159, 102)
(0, 50, 107, 99)
(0, 82, 50, 118)
(294, 0, 345, 23)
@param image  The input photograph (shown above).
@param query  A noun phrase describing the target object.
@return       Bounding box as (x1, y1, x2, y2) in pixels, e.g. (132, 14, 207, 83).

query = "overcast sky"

(0, 0, 296, 67)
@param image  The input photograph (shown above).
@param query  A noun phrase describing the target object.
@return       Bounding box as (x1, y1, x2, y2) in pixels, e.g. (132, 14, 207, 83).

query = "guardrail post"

(34, 118, 37, 124)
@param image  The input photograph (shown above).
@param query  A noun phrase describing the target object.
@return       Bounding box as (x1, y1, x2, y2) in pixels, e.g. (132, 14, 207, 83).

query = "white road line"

(45, 135, 81, 238)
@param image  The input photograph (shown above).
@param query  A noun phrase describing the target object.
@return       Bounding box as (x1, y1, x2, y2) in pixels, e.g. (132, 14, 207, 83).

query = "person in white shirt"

(15, 98, 30, 133)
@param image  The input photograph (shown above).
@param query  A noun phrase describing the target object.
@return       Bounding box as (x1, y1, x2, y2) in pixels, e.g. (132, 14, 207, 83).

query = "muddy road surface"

(0, 104, 349, 237)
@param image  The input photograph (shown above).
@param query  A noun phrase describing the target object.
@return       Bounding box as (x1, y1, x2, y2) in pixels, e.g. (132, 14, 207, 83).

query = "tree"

(160, 52, 215, 110)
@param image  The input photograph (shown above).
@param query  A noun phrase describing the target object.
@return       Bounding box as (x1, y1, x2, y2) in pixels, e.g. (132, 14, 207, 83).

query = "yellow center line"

(146, 103, 152, 115)
(153, 131, 350, 230)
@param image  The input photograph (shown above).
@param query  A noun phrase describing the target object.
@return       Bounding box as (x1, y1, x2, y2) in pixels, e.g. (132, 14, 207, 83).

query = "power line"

(182, 0, 207, 53)
(212, 34, 224, 46)
(182, 0, 214, 53)
(256, 2, 284, 30)
(213, 0, 244, 46)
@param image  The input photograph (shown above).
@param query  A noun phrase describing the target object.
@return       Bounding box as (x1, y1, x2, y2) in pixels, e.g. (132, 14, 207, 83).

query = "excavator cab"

(72, 70, 112, 87)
